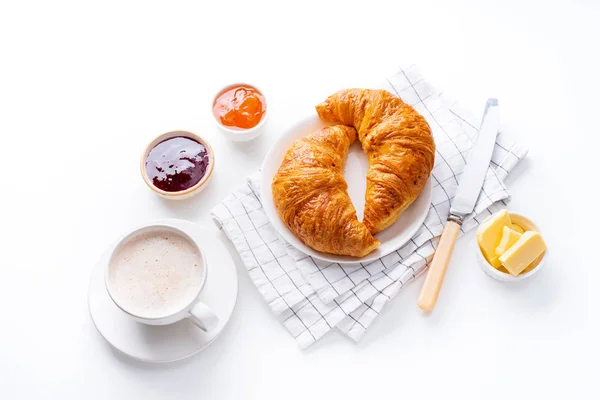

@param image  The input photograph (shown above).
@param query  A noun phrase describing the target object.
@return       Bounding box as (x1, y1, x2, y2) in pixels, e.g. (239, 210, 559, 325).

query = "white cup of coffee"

(105, 223, 218, 331)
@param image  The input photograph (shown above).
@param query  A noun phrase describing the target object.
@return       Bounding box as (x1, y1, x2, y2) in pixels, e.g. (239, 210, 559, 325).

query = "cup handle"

(188, 302, 219, 332)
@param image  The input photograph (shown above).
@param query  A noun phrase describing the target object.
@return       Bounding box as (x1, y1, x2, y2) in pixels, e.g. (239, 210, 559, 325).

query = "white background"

(1, 0, 599, 398)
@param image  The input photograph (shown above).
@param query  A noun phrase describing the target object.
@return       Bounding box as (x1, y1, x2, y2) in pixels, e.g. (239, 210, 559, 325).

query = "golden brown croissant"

(316, 89, 435, 235)
(272, 125, 380, 257)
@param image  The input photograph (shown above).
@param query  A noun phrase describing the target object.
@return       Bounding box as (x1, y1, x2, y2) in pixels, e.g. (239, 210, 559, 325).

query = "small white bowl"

(140, 130, 215, 200)
(212, 83, 268, 142)
(476, 212, 547, 282)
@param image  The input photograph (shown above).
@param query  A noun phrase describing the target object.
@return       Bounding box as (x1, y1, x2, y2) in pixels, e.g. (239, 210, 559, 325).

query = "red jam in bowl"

(213, 84, 266, 130)
(145, 136, 210, 192)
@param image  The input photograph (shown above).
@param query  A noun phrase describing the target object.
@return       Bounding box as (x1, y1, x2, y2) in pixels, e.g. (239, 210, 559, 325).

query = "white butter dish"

(476, 213, 547, 282)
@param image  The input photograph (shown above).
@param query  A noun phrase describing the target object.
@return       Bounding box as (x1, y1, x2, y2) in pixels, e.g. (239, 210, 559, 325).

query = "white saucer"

(88, 219, 238, 363)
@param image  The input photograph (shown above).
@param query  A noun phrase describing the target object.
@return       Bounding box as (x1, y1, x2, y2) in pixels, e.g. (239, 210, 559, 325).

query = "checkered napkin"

(211, 65, 528, 349)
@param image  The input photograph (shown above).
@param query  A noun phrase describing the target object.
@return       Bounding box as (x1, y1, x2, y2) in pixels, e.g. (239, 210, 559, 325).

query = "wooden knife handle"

(418, 220, 461, 312)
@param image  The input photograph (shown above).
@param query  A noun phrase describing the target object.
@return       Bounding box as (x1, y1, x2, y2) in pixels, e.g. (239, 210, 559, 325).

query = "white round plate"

(261, 115, 432, 264)
(88, 219, 238, 363)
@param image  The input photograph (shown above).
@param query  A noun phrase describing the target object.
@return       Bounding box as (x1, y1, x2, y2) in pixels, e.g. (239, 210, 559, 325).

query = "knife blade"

(450, 98, 500, 217)
(417, 98, 500, 312)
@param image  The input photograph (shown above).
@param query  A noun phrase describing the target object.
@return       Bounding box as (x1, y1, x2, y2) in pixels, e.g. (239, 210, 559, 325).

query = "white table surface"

(1, 1, 599, 398)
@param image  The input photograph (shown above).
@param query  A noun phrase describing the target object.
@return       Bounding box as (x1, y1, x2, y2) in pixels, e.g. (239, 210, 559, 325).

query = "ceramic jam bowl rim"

(140, 130, 215, 198)
(211, 82, 268, 135)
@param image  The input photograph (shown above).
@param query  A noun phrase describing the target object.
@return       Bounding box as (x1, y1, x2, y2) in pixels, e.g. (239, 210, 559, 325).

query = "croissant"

(271, 125, 380, 257)
(316, 89, 435, 235)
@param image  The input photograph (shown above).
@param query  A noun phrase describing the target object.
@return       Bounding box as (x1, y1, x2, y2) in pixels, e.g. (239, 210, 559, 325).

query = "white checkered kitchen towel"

(211, 65, 528, 349)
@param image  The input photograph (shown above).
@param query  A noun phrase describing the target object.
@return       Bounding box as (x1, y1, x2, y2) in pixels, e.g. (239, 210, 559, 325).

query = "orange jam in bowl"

(213, 84, 266, 130)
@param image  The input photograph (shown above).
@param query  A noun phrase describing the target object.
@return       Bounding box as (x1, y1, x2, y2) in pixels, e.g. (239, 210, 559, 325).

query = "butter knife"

(418, 98, 500, 312)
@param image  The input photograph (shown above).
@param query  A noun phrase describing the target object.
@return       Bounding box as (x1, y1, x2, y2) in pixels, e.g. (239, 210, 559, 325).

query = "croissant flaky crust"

(316, 89, 435, 235)
(272, 125, 380, 257)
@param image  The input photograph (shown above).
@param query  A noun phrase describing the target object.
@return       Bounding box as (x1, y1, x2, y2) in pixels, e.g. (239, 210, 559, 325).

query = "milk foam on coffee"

(108, 229, 204, 318)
